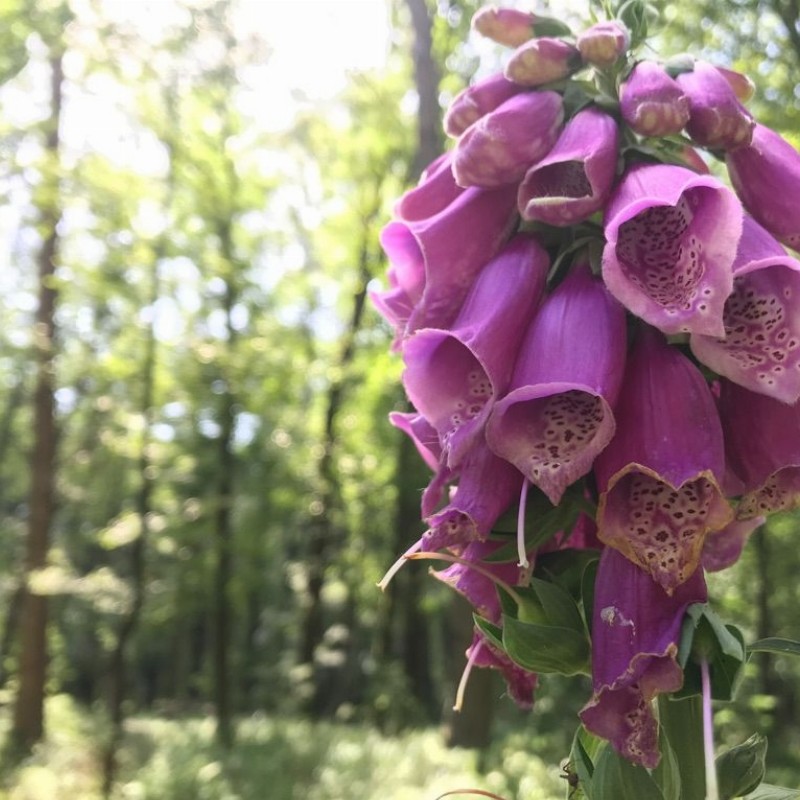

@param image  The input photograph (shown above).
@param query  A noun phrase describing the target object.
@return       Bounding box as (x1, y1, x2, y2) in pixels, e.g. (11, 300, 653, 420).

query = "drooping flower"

(403, 234, 549, 467)
(594, 327, 733, 592)
(379, 182, 519, 338)
(518, 106, 619, 225)
(602, 162, 742, 336)
(444, 72, 523, 138)
(702, 515, 765, 572)
(727, 123, 800, 250)
(718, 379, 800, 519)
(675, 61, 754, 150)
(505, 37, 582, 87)
(486, 262, 626, 505)
(453, 91, 564, 188)
(576, 21, 629, 68)
(619, 61, 690, 137)
(580, 547, 708, 768)
(690, 216, 800, 404)
(422, 438, 521, 552)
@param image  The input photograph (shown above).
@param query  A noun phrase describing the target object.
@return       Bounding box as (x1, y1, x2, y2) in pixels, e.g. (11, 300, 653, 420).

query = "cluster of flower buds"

(373, 0, 800, 774)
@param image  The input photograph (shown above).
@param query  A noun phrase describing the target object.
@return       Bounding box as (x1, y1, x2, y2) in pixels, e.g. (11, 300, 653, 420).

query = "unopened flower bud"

(620, 61, 690, 137)
(676, 61, 755, 149)
(505, 37, 582, 87)
(444, 72, 522, 138)
(472, 6, 571, 47)
(577, 21, 629, 68)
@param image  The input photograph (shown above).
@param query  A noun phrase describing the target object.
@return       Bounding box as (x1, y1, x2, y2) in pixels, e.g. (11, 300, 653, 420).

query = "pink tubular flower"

(518, 106, 619, 225)
(403, 235, 549, 467)
(453, 91, 564, 188)
(727, 123, 800, 250)
(486, 262, 627, 505)
(394, 152, 463, 222)
(580, 548, 707, 768)
(422, 438, 521, 552)
(576, 21, 629, 68)
(466, 629, 538, 709)
(505, 37, 582, 87)
(471, 6, 536, 47)
(444, 72, 523, 138)
(718, 379, 800, 519)
(594, 328, 733, 593)
(690, 216, 800, 404)
(676, 61, 754, 150)
(602, 162, 742, 336)
(378, 181, 519, 338)
(620, 61, 690, 137)
(716, 65, 755, 102)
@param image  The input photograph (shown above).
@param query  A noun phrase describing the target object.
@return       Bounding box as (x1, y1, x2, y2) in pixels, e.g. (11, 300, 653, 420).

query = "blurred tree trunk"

(297, 197, 381, 716)
(11, 51, 64, 754)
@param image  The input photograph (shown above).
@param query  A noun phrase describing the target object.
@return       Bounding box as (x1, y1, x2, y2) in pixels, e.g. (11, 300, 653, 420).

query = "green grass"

(0, 696, 566, 800)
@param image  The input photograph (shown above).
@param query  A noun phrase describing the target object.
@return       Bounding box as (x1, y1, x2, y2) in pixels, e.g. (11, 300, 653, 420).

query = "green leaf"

(592, 744, 665, 800)
(473, 615, 504, 652)
(526, 577, 586, 632)
(502, 615, 590, 675)
(744, 786, 800, 800)
(567, 726, 605, 799)
(748, 638, 800, 658)
(581, 558, 599, 635)
(532, 15, 574, 38)
(717, 734, 767, 800)
(652, 726, 681, 800)
(535, 548, 601, 598)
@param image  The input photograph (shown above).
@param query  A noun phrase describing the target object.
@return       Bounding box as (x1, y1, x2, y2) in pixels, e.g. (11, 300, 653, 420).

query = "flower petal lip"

(727, 123, 800, 250)
(518, 106, 619, 226)
(719, 379, 800, 519)
(594, 328, 733, 592)
(453, 91, 564, 189)
(602, 163, 741, 336)
(580, 548, 707, 768)
(388, 411, 442, 472)
(402, 234, 549, 468)
(504, 37, 582, 87)
(619, 61, 690, 137)
(690, 216, 800, 404)
(702, 515, 765, 572)
(468, 629, 538, 709)
(444, 72, 523, 138)
(486, 263, 627, 505)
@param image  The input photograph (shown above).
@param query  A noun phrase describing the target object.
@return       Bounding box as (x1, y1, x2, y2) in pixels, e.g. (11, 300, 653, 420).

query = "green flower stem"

(658, 694, 706, 800)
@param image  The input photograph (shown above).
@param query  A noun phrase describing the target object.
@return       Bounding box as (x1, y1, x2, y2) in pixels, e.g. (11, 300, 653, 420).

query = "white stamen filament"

(517, 475, 531, 568)
(701, 657, 720, 800)
(376, 540, 422, 591)
(454, 638, 484, 712)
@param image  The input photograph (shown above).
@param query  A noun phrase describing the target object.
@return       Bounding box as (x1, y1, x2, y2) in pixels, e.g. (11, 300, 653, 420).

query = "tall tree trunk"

(11, 51, 64, 755)
(101, 247, 162, 797)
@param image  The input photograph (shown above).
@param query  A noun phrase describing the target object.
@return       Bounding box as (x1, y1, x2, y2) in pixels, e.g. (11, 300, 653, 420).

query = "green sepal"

(717, 733, 767, 800)
(502, 614, 590, 675)
(675, 603, 746, 700)
(748, 637, 800, 659)
(532, 15, 574, 38)
(591, 743, 665, 800)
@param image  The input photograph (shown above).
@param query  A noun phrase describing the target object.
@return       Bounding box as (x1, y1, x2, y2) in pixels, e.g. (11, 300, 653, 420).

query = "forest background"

(0, 0, 799, 798)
